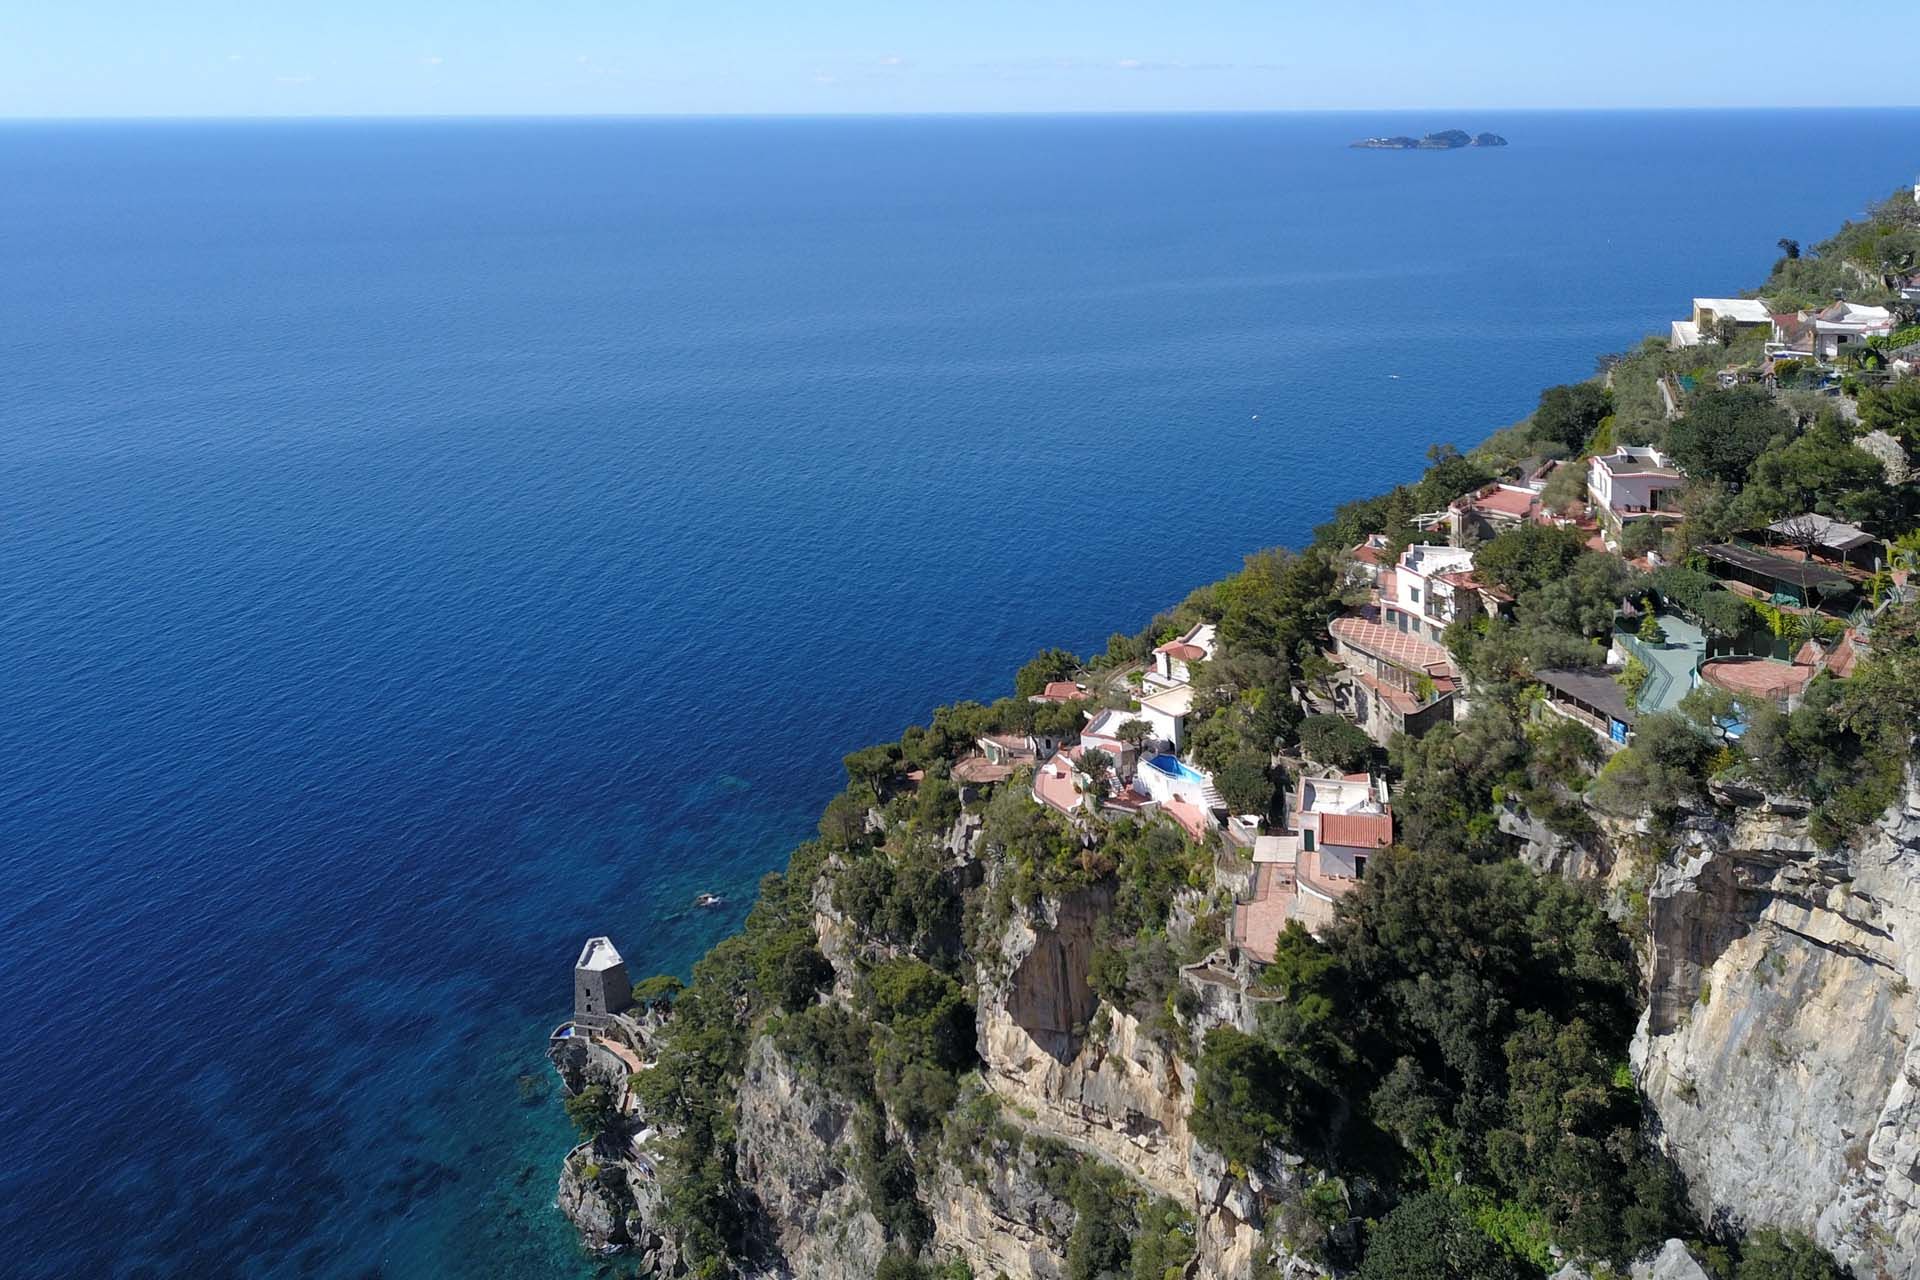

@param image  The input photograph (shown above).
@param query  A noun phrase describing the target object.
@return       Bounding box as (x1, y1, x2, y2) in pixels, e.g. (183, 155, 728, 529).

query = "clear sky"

(4, 0, 1914, 119)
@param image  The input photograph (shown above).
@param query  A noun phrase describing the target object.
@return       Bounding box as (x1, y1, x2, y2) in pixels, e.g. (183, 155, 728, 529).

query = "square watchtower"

(574, 936, 633, 1030)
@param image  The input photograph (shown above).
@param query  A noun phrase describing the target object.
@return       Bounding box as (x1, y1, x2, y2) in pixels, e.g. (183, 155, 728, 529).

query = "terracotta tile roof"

(1036, 681, 1084, 702)
(1456, 485, 1539, 518)
(1828, 631, 1860, 679)
(1156, 642, 1206, 661)
(1330, 610, 1457, 678)
(1320, 812, 1393, 849)
(953, 755, 1015, 785)
(1164, 797, 1211, 841)
(1355, 670, 1421, 715)
(1350, 542, 1384, 566)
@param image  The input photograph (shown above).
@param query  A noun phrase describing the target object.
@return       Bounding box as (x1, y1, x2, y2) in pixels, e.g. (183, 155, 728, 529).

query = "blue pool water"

(1147, 754, 1209, 784)
(2, 111, 1917, 1278)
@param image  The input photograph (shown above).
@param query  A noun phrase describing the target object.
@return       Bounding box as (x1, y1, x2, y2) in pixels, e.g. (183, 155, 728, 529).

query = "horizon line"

(4, 103, 1920, 125)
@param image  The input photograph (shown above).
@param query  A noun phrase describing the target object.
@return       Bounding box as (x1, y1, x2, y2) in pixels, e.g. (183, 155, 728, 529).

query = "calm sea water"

(3, 110, 1916, 1278)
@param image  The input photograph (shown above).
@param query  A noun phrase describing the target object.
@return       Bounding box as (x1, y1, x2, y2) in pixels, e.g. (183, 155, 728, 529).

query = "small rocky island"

(1350, 129, 1507, 149)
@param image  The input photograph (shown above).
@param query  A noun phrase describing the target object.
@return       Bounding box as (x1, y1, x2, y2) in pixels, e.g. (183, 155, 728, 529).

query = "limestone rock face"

(1633, 785, 1920, 1279)
(733, 1035, 888, 1280)
(976, 883, 1196, 1194)
(1631, 1239, 1713, 1280)
(925, 1135, 1075, 1280)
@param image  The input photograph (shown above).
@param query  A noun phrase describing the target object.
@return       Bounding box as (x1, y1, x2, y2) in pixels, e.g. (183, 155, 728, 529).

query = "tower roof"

(576, 936, 625, 972)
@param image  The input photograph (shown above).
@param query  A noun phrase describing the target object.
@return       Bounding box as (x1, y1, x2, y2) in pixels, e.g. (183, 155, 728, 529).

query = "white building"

(1809, 301, 1894, 360)
(1382, 543, 1475, 644)
(1670, 297, 1773, 348)
(1149, 621, 1217, 687)
(1135, 683, 1193, 751)
(1588, 445, 1686, 538)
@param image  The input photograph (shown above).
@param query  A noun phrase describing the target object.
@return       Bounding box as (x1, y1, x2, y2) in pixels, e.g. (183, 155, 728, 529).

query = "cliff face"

(733, 1036, 889, 1280)
(1629, 781, 1920, 1280)
(568, 777, 1920, 1280)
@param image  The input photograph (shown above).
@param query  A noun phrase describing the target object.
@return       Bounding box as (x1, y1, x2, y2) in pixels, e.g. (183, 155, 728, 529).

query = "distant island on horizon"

(1351, 128, 1509, 150)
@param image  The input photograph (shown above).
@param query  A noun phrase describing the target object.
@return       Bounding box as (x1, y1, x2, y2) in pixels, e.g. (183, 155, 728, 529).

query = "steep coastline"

(543, 182, 1920, 1279)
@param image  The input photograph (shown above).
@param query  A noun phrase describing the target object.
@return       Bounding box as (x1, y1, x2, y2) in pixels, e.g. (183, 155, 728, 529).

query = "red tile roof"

(1456, 485, 1539, 518)
(1350, 542, 1385, 566)
(1164, 797, 1211, 841)
(1319, 812, 1393, 849)
(1036, 681, 1084, 702)
(1156, 642, 1206, 661)
(1330, 610, 1456, 678)
(953, 755, 1015, 784)
(1828, 631, 1860, 679)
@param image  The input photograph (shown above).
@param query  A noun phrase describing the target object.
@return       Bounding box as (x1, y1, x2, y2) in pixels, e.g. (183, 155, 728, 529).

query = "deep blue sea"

(3, 110, 1916, 1277)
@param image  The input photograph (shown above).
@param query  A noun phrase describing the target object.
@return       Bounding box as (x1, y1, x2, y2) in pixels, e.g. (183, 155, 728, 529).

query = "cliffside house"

(1078, 706, 1145, 777)
(1135, 682, 1195, 751)
(1327, 605, 1458, 746)
(1030, 680, 1086, 704)
(978, 730, 1066, 770)
(1150, 622, 1217, 688)
(1535, 667, 1637, 747)
(1588, 445, 1686, 543)
(1807, 301, 1895, 360)
(1670, 297, 1773, 348)
(1230, 772, 1393, 959)
(1422, 482, 1546, 546)
(1345, 532, 1392, 586)
(1382, 542, 1477, 643)
(1032, 747, 1162, 823)
(1701, 542, 1855, 612)
(1764, 513, 1880, 572)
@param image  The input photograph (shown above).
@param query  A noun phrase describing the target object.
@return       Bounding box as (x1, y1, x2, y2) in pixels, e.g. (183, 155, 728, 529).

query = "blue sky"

(4, 1, 1913, 118)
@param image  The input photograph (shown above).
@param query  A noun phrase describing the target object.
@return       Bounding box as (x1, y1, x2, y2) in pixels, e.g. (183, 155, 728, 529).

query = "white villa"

(1381, 543, 1476, 644)
(1671, 297, 1773, 348)
(1149, 621, 1217, 687)
(1135, 682, 1193, 751)
(1588, 445, 1686, 540)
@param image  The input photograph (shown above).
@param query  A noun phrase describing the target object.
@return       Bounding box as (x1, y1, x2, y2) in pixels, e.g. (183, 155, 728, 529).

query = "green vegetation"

(581, 190, 1916, 1280)
(563, 1083, 620, 1143)
(1299, 713, 1373, 770)
(1354, 1191, 1528, 1280)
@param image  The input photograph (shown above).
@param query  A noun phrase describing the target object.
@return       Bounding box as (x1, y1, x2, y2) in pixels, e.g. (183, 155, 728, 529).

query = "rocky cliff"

(1629, 777, 1920, 1280)
(559, 772, 1920, 1280)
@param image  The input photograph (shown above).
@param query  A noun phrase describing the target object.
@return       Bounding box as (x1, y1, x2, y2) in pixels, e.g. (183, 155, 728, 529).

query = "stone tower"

(573, 936, 633, 1030)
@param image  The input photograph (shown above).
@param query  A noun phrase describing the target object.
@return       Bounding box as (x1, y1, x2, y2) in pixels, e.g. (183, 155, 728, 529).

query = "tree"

(1778, 237, 1801, 260)
(1117, 717, 1155, 753)
(1473, 524, 1588, 596)
(1740, 414, 1891, 527)
(1299, 714, 1373, 771)
(1637, 609, 1666, 644)
(1414, 446, 1495, 512)
(564, 1083, 620, 1143)
(1079, 747, 1114, 806)
(1859, 379, 1920, 449)
(844, 743, 905, 792)
(1216, 752, 1276, 816)
(1529, 383, 1611, 453)
(1015, 647, 1080, 698)
(631, 974, 684, 1010)
(1188, 1028, 1311, 1165)
(1735, 1228, 1847, 1280)
(1355, 1192, 1525, 1280)
(1666, 386, 1796, 486)
(1518, 550, 1639, 639)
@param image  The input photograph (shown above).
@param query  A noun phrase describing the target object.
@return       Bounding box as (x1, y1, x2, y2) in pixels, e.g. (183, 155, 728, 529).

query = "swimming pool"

(1146, 754, 1207, 784)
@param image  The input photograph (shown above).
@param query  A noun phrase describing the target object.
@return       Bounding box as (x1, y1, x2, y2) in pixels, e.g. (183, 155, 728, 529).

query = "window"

(1409, 587, 1421, 603)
